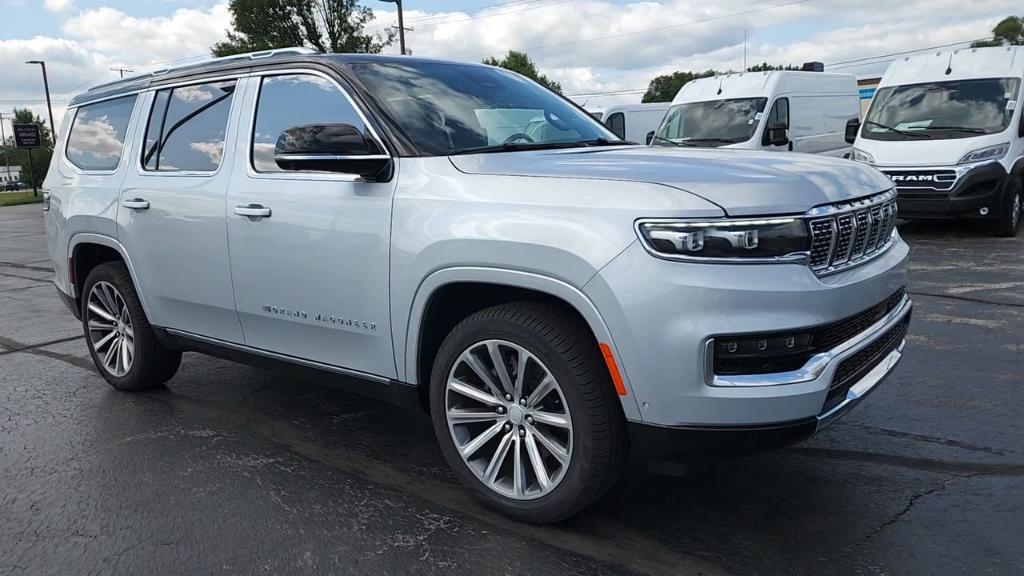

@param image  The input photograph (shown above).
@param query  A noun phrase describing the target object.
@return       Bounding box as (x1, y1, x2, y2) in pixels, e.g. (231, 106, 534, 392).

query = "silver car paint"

(45, 67, 908, 430)
(451, 146, 895, 216)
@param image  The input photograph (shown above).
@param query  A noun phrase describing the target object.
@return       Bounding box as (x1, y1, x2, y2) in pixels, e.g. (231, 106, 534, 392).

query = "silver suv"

(44, 49, 911, 522)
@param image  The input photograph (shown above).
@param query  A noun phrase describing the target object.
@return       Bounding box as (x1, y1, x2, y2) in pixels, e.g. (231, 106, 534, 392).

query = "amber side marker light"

(599, 343, 627, 396)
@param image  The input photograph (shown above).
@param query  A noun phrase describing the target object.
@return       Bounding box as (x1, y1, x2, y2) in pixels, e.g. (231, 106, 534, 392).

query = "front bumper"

(584, 235, 909, 428)
(882, 161, 1009, 219)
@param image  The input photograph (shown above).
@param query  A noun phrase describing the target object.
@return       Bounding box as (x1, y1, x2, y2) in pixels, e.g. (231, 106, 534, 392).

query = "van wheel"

(993, 179, 1023, 237)
(81, 262, 181, 391)
(429, 302, 628, 523)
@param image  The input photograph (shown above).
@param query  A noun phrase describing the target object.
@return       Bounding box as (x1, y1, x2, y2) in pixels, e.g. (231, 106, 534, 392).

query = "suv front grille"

(808, 190, 898, 276)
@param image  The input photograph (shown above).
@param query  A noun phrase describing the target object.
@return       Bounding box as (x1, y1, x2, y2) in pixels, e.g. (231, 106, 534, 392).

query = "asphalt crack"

(909, 290, 1024, 309)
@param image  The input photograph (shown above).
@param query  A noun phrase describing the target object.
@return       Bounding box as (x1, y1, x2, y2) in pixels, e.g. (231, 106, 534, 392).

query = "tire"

(993, 178, 1023, 237)
(429, 301, 628, 523)
(80, 261, 181, 391)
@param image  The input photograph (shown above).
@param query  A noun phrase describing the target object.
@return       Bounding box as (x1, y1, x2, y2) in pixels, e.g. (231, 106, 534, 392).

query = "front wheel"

(993, 178, 1023, 237)
(81, 262, 181, 391)
(429, 302, 627, 523)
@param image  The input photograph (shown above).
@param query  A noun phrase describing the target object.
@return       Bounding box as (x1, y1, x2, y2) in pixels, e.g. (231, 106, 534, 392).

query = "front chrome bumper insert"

(816, 338, 904, 429)
(707, 295, 912, 388)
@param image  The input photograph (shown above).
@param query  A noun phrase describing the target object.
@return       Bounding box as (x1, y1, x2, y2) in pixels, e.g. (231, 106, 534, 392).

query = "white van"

(650, 70, 861, 156)
(587, 102, 670, 143)
(851, 46, 1024, 236)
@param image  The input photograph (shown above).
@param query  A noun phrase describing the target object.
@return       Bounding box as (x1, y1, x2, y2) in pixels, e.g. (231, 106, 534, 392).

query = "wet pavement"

(1, 203, 1022, 575)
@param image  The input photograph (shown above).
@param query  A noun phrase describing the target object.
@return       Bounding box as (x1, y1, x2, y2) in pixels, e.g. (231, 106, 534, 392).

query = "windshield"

(652, 98, 767, 147)
(349, 61, 621, 155)
(863, 77, 1021, 141)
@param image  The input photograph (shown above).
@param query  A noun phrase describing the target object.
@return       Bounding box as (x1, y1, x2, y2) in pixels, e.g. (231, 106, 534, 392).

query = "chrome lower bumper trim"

(816, 338, 904, 429)
(709, 295, 912, 388)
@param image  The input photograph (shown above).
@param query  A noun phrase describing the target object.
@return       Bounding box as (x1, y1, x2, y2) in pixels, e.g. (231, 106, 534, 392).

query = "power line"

(565, 35, 998, 98)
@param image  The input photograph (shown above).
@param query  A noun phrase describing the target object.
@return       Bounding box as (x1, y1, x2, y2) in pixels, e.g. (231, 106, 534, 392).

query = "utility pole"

(110, 67, 133, 78)
(379, 0, 410, 55)
(25, 60, 57, 143)
(743, 28, 747, 71)
(0, 113, 11, 187)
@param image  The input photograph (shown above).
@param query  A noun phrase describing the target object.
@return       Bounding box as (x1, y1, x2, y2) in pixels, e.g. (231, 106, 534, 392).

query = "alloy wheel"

(86, 281, 135, 377)
(445, 339, 573, 500)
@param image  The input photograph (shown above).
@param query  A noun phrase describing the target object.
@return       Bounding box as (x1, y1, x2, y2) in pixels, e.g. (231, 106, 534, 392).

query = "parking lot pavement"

(1, 202, 1022, 576)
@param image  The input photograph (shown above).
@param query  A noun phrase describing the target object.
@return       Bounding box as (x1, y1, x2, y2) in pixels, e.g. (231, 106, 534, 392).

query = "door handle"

(234, 204, 272, 218)
(121, 198, 150, 210)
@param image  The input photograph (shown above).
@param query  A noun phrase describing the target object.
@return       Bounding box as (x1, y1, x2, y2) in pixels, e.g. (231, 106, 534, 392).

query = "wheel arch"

(403, 267, 642, 420)
(68, 233, 153, 320)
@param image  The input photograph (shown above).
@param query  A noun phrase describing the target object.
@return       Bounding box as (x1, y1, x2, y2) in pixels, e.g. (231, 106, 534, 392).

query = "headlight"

(958, 142, 1009, 165)
(637, 218, 809, 261)
(851, 147, 875, 165)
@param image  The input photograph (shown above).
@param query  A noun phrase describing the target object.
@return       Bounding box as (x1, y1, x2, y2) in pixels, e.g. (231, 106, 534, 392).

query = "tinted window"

(863, 78, 1021, 141)
(252, 74, 370, 172)
(654, 98, 766, 147)
(66, 95, 137, 171)
(606, 112, 625, 139)
(142, 81, 236, 172)
(349, 62, 618, 155)
(762, 98, 790, 145)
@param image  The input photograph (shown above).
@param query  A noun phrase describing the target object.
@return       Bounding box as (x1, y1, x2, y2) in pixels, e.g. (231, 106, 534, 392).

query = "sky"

(0, 0, 1018, 134)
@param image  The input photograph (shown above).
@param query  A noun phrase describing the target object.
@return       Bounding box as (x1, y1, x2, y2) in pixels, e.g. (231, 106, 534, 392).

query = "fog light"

(980, 207, 989, 216)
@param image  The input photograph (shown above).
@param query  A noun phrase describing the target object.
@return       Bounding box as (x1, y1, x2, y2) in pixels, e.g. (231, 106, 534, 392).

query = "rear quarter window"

(66, 95, 137, 171)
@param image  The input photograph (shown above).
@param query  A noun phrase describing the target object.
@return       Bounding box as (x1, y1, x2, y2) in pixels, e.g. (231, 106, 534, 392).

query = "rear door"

(116, 79, 244, 342)
(224, 71, 396, 379)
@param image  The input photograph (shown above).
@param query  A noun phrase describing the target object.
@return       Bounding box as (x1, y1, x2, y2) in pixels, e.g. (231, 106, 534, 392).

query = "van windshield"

(652, 98, 767, 147)
(348, 61, 622, 155)
(863, 78, 1021, 141)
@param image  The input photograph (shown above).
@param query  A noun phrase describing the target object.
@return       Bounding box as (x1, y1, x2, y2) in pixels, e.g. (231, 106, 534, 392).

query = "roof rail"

(87, 47, 319, 92)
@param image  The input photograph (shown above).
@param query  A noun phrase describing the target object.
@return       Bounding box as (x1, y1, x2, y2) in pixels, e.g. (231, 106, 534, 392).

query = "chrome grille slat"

(806, 190, 898, 277)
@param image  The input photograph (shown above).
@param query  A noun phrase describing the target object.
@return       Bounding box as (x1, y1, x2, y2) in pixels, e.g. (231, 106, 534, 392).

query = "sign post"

(13, 123, 41, 196)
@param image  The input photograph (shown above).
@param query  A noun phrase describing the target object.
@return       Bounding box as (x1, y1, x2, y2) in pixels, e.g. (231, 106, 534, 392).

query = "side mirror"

(766, 125, 789, 147)
(845, 118, 861, 144)
(646, 131, 655, 145)
(274, 123, 391, 180)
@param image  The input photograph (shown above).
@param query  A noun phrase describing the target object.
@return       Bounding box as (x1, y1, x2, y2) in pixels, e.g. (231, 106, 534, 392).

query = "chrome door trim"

(164, 328, 392, 384)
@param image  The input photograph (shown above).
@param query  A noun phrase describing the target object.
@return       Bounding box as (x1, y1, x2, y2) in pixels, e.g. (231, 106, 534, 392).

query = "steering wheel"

(504, 132, 535, 144)
(544, 110, 571, 131)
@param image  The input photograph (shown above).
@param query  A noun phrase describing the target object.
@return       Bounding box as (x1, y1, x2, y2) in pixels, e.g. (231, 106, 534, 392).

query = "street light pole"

(379, 0, 406, 55)
(25, 60, 57, 143)
(0, 113, 11, 186)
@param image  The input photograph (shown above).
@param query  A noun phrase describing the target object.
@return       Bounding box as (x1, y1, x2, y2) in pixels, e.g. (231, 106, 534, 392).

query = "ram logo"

(889, 174, 933, 182)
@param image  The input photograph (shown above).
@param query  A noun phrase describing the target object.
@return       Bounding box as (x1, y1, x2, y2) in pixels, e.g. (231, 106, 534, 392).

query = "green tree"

(482, 50, 562, 93)
(972, 16, 1024, 47)
(641, 70, 718, 103)
(212, 0, 393, 56)
(1, 109, 53, 191)
(745, 62, 801, 72)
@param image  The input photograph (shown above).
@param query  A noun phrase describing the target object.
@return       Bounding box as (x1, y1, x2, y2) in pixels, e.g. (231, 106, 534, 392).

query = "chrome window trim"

(705, 294, 911, 388)
(275, 154, 390, 161)
(135, 75, 245, 178)
(62, 94, 141, 176)
(244, 68, 393, 182)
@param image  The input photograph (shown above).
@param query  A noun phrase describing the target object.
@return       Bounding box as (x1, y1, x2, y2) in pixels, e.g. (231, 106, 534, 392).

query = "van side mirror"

(845, 118, 861, 144)
(274, 123, 391, 180)
(766, 125, 789, 147)
(646, 131, 655, 145)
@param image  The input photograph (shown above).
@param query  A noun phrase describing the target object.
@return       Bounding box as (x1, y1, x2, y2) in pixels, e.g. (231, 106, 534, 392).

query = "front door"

(225, 72, 396, 379)
(117, 80, 244, 342)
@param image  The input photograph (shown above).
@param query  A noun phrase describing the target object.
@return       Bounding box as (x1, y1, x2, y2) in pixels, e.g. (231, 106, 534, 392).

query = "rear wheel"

(81, 262, 181, 391)
(429, 302, 627, 523)
(993, 178, 1023, 237)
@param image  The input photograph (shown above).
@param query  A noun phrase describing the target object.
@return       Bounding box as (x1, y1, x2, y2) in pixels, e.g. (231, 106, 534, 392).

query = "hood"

(854, 135, 1008, 168)
(449, 146, 894, 217)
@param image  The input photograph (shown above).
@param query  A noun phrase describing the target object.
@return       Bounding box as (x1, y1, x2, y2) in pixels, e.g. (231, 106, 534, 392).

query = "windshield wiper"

(864, 120, 931, 139)
(922, 126, 988, 134)
(578, 137, 635, 146)
(650, 135, 695, 147)
(680, 137, 739, 144)
(449, 141, 588, 155)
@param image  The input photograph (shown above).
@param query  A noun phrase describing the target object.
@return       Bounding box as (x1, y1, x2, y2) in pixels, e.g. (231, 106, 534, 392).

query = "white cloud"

(43, 0, 73, 13)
